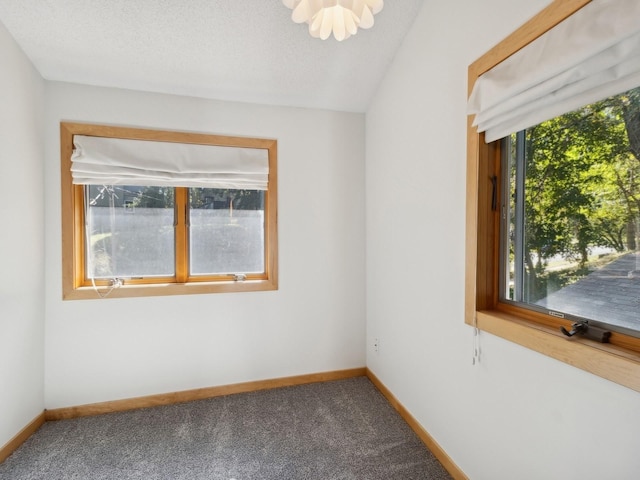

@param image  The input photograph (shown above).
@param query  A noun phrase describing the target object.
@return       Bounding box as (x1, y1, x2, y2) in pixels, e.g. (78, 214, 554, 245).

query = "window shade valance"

(468, 0, 640, 143)
(71, 135, 270, 190)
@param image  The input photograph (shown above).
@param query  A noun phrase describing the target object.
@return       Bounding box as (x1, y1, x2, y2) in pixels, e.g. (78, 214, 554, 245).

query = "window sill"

(63, 278, 278, 301)
(470, 309, 640, 393)
(464, 0, 640, 396)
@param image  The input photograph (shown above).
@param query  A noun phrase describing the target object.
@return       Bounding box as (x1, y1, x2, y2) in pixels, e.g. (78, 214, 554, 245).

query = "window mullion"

(175, 187, 188, 283)
(75, 184, 88, 287)
(513, 130, 526, 303)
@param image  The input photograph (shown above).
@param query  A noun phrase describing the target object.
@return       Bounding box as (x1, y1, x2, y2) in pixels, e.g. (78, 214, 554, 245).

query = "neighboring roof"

(537, 252, 640, 332)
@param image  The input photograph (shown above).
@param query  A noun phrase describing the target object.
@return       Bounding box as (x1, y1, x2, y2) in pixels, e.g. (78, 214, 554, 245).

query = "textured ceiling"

(0, 0, 424, 112)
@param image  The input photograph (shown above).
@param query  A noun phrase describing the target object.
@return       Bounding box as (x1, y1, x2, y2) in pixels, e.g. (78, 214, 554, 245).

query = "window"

(502, 90, 640, 338)
(466, 0, 640, 392)
(61, 123, 278, 299)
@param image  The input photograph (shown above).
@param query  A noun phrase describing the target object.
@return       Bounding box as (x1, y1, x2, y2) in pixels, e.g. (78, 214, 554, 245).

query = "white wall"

(365, 1, 640, 479)
(44, 82, 365, 408)
(0, 21, 45, 447)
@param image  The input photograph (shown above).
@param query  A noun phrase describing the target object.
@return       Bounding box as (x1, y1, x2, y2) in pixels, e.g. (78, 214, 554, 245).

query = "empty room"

(1, 1, 640, 478)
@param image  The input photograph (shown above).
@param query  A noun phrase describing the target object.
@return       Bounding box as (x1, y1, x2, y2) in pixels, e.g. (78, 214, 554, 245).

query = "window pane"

(85, 185, 175, 279)
(189, 188, 265, 275)
(503, 87, 640, 334)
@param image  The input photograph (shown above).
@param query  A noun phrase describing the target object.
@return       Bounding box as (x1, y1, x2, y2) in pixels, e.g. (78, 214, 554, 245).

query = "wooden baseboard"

(365, 368, 468, 480)
(4, 367, 466, 479)
(45, 367, 367, 421)
(0, 412, 46, 464)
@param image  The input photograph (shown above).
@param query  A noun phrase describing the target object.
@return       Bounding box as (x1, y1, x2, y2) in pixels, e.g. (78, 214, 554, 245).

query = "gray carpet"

(0, 377, 452, 480)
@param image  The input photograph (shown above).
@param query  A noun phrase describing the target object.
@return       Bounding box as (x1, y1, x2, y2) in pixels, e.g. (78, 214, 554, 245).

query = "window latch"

(232, 274, 247, 282)
(560, 321, 611, 343)
(490, 175, 498, 211)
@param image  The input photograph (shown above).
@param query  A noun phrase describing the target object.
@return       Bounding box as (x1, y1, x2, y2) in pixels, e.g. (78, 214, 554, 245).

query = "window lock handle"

(561, 321, 611, 343)
(490, 175, 498, 211)
(560, 322, 586, 337)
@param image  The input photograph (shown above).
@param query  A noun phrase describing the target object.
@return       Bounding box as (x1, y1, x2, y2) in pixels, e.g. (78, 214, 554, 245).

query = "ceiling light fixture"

(283, 0, 384, 41)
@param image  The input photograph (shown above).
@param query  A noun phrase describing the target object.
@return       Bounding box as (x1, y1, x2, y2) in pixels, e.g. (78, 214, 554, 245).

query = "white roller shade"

(71, 135, 270, 190)
(468, 0, 640, 143)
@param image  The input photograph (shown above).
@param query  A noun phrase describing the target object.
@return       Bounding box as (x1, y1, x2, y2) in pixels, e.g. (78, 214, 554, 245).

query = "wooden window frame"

(465, 0, 640, 392)
(61, 122, 278, 300)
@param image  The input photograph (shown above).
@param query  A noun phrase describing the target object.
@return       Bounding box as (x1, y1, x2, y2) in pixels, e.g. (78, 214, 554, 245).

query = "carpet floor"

(0, 377, 452, 479)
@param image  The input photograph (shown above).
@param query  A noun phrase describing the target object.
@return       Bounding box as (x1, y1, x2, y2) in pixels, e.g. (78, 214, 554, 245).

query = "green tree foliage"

(189, 188, 263, 211)
(132, 186, 174, 208)
(124, 186, 263, 210)
(519, 87, 640, 299)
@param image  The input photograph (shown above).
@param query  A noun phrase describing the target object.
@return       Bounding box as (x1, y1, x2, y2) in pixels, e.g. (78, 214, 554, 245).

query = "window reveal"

(61, 123, 278, 300)
(465, 0, 640, 392)
(501, 87, 640, 338)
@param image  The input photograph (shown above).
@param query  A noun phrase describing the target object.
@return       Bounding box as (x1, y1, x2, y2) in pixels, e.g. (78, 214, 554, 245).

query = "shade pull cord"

(84, 185, 122, 299)
(90, 277, 122, 299)
(472, 315, 481, 366)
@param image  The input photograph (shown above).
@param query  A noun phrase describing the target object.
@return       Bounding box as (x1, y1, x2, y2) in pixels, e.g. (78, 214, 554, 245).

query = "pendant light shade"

(283, 0, 384, 41)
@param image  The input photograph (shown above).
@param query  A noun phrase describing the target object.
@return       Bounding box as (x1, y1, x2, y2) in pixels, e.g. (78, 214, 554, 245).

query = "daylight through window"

(501, 87, 640, 337)
(465, 0, 640, 392)
(61, 123, 278, 300)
